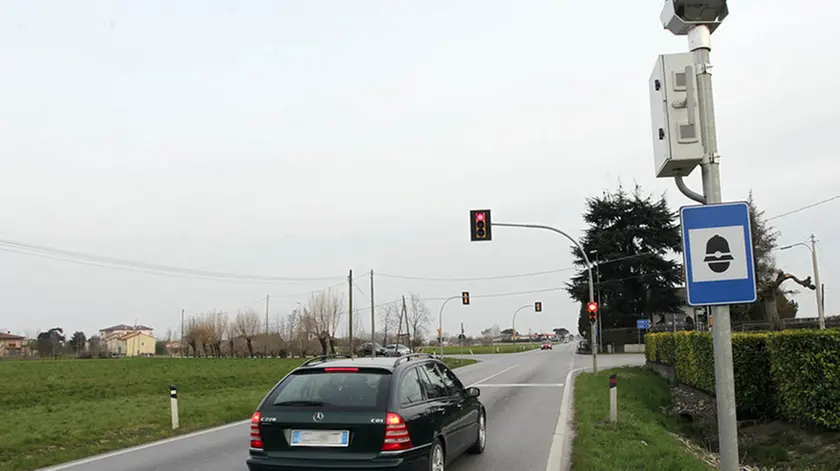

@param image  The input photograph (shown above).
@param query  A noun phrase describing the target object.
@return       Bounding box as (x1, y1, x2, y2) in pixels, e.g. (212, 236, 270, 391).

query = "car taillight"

(250, 411, 263, 449)
(381, 412, 412, 451)
(324, 367, 359, 372)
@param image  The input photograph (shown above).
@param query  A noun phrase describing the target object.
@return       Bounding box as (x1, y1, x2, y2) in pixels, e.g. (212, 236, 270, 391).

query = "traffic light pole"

(690, 24, 739, 471)
(494, 222, 597, 373)
(438, 295, 460, 357)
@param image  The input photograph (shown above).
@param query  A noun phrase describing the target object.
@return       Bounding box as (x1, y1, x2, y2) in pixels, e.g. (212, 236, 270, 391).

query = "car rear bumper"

(246, 453, 426, 471)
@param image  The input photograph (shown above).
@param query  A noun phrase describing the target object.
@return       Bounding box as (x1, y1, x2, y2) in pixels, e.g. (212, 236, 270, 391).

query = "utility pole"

(810, 234, 825, 329)
(370, 270, 376, 358)
(180, 309, 185, 358)
(264, 295, 270, 334)
(348, 269, 354, 357)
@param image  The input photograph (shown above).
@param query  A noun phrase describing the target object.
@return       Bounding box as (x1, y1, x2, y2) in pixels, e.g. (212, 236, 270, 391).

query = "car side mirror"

(465, 387, 480, 398)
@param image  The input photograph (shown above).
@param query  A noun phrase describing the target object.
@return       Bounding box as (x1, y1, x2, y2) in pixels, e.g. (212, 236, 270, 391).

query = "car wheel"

(429, 439, 445, 471)
(467, 410, 486, 454)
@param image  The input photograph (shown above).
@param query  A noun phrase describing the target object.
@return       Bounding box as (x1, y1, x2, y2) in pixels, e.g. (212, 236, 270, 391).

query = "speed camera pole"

(657, 2, 739, 469)
(691, 19, 740, 471)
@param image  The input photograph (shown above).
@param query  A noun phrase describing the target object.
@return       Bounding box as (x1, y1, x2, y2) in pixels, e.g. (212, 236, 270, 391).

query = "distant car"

(540, 342, 552, 350)
(576, 340, 591, 354)
(358, 342, 388, 357)
(246, 354, 486, 471)
(384, 344, 411, 357)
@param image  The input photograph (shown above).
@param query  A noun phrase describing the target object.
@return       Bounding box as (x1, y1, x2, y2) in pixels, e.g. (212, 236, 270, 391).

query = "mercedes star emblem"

(313, 412, 324, 422)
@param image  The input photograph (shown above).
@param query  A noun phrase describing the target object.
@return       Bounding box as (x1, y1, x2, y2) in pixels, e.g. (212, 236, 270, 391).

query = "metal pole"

(264, 295, 270, 334)
(690, 24, 739, 471)
(370, 270, 376, 357)
(180, 309, 185, 358)
(348, 269, 354, 357)
(594, 251, 603, 352)
(438, 296, 459, 357)
(810, 235, 825, 329)
(494, 222, 597, 372)
(512, 305, 530, 353)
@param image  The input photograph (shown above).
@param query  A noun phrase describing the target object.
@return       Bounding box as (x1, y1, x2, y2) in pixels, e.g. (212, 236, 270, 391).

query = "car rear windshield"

(264, 368, 391, 411)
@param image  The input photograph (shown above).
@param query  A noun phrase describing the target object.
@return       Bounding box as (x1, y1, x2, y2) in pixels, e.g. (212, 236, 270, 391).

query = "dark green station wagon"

(246, 353, 486, 471)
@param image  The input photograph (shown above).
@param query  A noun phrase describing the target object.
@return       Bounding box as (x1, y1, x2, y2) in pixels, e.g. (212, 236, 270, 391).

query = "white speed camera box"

(649, 52, 704, 178)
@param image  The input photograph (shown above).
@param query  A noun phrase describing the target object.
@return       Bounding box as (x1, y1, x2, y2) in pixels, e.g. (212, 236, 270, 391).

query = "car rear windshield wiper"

(273, 400, 327, 407)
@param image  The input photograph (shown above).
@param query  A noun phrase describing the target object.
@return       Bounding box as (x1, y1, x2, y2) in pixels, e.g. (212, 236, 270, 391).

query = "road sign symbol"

(680, 202, 757, 306)
(636, 319, 651, 329)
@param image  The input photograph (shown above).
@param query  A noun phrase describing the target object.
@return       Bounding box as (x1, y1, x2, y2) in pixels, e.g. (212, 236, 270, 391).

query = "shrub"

(767, 329, 840, 430)
(645, 331, 774, 419)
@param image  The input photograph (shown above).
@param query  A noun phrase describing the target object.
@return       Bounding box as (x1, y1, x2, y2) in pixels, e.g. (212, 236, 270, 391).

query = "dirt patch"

(668, 384, 840, 470)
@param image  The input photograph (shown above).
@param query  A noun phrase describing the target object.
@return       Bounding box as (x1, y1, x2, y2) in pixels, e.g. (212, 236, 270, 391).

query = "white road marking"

(39, 419, 250, 470)
(477, 383, 564, 387)
(44, 363, 522, 470)
(466, 364, 517, 387)
(545, 367, 585, 471)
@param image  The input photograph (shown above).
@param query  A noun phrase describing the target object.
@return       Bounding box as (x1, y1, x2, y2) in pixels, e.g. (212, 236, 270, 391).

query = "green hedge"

(645, 330, 836, 423)
(766, 330, 840, 430)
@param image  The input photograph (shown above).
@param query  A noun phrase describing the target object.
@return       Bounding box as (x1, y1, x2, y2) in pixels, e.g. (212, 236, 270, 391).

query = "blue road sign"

(680, 201, 757, 306)
(636, 319, 651, 329)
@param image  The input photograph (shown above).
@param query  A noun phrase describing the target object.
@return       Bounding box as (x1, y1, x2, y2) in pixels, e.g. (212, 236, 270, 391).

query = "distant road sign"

(680, 202, 757, 306)
(636, 319, 651, 329)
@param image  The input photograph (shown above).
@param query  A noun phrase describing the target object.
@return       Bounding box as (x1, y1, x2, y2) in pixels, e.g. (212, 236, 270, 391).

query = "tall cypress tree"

(565, 184, 683, 336)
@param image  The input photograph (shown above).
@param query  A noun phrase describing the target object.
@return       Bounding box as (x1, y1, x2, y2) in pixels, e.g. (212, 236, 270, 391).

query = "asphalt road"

(43, 345, 644, 471)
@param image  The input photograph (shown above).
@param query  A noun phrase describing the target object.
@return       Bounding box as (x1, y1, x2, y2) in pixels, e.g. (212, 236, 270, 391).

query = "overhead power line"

(0, 238, 344, 282)
(376, 252, 653, 282)
(766, 195, 840, 221)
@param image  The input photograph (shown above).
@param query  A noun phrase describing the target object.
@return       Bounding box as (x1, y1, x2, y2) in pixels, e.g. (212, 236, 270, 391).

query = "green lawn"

(571, 367, 713, 471)
(420, 343, 541, 355)
(0, 356, 475, 471)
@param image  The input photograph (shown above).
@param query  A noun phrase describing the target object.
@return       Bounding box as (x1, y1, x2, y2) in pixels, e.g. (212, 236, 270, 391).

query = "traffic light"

(469, 209, 492, 241)
(462, 291, 470, 305)
(534, 301, 542, 312)
(587, 301, 598, 322)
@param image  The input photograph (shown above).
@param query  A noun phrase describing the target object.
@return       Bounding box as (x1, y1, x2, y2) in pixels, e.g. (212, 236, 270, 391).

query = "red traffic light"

(587, 301, 598, 313)
(475, 212, 485, 222)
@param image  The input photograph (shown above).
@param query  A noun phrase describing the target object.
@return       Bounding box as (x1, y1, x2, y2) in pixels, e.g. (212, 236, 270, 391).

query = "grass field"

(420, 343, 541, 355)
(0, 356, 476, 471)
(571, 367, 713, 471)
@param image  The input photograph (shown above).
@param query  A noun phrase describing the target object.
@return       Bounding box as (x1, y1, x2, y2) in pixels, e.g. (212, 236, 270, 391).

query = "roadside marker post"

(170, 384, 179, 430)
(609, 374, 618, 424)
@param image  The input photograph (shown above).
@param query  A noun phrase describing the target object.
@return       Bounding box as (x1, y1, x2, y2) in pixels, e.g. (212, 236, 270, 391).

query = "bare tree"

(205, 311, 228, 357)
(303, 289, 345, 355)
(184, 316, 202, 356)
(234, 309, 262, 357)
(378, 302, 399, 346)
(406, 294, 431, 349)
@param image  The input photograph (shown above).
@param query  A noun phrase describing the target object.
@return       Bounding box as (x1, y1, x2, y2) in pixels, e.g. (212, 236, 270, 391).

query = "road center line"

(467, 364, 517, 387)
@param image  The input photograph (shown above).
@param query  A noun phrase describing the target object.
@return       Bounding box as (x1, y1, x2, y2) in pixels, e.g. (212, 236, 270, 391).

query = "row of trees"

(180, 290, 433, 358)
(565, 184, 808, 336)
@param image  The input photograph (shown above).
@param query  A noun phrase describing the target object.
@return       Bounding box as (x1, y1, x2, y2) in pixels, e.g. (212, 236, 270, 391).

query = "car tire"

(466, 410, 486, 454)
(429, 439, 445, 471)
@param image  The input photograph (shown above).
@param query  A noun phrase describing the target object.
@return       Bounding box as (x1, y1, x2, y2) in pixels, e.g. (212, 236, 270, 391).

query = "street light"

(438, 293, 462, 357)
(779, 235, 825, 329)
(512, 304, 538, 353)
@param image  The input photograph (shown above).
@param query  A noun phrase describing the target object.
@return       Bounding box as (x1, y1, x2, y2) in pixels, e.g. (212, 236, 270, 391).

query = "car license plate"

(290, 430, 349, 447)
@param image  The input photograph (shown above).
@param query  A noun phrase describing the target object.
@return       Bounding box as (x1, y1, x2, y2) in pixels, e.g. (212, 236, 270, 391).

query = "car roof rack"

(301, 354, 353, 367)
(393, 353, 435, 366)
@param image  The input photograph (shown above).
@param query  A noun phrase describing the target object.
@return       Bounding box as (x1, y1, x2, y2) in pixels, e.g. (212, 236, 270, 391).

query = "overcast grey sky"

(1, 1, 837, 339)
